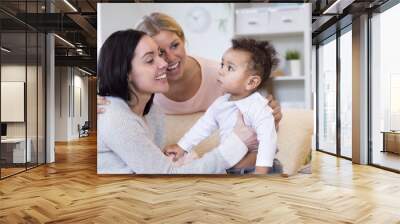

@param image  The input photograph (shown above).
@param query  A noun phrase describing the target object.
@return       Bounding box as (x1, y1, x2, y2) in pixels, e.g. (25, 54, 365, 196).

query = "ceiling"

(0, 0, 102, 73)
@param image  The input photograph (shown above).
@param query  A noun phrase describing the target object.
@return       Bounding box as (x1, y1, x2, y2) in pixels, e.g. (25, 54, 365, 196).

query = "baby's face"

(217, 48, 254, 96)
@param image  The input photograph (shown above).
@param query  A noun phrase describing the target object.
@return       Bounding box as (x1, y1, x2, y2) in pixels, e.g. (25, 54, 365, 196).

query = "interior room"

(1, 23, 46, 177)
(0, 0, 399, 223)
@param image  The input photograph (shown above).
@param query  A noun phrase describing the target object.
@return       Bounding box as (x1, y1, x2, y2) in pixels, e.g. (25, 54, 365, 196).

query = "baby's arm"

(253, 104, 278, 174)
(163, 100, 220, 161)
(177, 99, 220, 153)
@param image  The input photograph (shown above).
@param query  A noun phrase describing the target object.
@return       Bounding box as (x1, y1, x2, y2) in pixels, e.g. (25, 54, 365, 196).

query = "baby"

(164, 38, 279, 174)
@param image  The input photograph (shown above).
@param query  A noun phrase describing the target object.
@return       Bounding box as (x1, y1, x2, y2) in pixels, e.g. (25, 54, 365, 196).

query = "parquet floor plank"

(0, 135, 399, 223)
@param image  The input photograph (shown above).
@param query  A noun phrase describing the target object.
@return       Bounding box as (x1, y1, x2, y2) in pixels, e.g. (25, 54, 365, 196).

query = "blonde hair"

(136, 12, 185, 41)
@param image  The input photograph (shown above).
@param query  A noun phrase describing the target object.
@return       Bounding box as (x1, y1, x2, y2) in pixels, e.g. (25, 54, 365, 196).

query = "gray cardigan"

(97, 97, 248, 174)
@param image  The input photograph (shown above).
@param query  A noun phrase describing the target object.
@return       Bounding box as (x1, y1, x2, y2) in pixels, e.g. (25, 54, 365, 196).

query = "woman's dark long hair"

(98, 29, 154, 115)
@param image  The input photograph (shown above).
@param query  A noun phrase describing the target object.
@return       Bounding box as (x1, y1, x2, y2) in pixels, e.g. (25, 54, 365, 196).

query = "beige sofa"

(165, 109, 313, 176)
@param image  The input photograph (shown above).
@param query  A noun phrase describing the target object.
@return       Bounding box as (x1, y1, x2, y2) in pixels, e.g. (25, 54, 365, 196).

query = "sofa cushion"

(275, 109, 313, 176)
(164, 112, 219, 156)
(164, 109, 313, 176)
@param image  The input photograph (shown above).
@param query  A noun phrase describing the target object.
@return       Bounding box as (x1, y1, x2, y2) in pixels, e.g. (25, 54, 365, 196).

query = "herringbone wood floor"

(1, 135, 400, 223)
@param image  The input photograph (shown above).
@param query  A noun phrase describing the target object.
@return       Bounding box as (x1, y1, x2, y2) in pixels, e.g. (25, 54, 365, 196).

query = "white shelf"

(272, 76, 305, 81)
(234, 4, 312, 109)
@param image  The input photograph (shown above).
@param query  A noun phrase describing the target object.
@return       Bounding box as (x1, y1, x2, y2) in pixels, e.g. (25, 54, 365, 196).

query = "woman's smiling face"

(152, 30, 187, 81)
(129, 35, 169, 95)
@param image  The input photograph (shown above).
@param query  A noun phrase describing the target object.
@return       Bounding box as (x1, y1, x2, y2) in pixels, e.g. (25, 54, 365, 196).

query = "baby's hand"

(171, 151, 200, 167)
(163, 144, 186, 162)
(254, 166, 269, 175)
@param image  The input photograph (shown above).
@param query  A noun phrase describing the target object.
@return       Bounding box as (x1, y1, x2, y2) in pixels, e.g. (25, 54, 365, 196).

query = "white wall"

(1, 65, 39, 137)
(1, 82, 24, 122)
(1, 65, 26, 81)
(1, 66, 25, 127)
(98, 3, 235, 61)
(55, 67, 69, 141)
(72, 73, 89, 138)
(1, 65, 26, 139)
(55, 67, 89, 141)
(1, 63, 46, 164)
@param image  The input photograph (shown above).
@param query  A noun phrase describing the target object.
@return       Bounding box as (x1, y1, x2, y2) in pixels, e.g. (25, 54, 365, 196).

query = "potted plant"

(285, 50, 301, 77)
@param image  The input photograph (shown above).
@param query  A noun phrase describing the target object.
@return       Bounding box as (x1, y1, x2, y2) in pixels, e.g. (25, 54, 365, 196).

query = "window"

(339, 28, 352, 158)
(316, 24, 353, 159)
(0, 1, 47, 179)
(370, 2, 400, 171)
(317, 36, 337, 155)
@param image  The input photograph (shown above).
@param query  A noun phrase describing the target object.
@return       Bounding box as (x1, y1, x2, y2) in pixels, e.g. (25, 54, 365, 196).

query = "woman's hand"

(163, 144, 186, 162)
(233, 112, 259, 151)
(97, 96, 110, 114)
(267, 95, 282, 130)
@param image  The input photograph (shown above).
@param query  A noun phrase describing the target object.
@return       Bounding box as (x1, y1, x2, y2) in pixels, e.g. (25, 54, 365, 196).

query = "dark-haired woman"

(97, 29, 254, 174)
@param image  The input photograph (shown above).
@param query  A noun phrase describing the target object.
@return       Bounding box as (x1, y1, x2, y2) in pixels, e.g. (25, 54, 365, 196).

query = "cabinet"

(1, 138, 32, 164)
(234, 3, 312, 109)
(382, 131, 400, 155)
(235, 6, 307, 35)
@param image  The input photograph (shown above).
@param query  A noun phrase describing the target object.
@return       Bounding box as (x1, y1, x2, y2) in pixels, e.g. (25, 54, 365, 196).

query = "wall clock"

(185, 7, 212, 33)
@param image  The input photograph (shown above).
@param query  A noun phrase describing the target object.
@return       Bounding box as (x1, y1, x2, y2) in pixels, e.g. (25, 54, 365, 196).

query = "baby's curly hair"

(231, 38, 279, 90)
